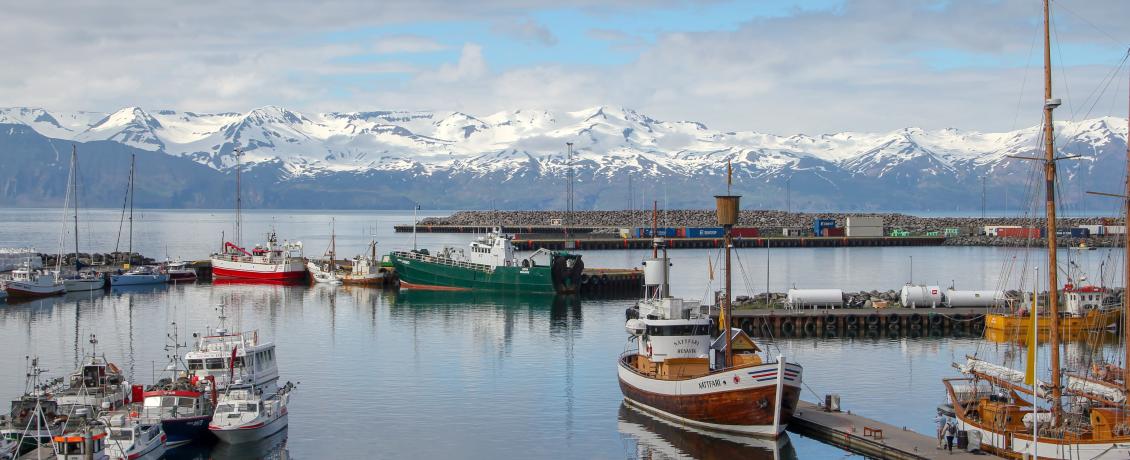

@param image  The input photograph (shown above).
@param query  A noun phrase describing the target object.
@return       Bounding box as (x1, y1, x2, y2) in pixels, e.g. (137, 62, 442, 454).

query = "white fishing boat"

(306, 219, 343, 285)
(101, 412, 166, 460)
(184, 305, 279, 392)
(3, 261, 63, 299)
(109, 265, 170, 286)
(209, 382, 293, 445)
(54, 337, 131, 414)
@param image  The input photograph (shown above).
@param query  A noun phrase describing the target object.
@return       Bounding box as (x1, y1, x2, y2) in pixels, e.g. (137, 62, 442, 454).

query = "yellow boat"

(985, 283, 1120, 337)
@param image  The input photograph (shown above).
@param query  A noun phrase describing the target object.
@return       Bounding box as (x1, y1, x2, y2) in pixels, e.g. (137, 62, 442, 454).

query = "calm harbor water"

(0, 208, 1124, 459)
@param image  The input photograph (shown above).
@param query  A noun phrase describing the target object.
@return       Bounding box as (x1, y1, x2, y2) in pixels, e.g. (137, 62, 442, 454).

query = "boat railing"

(392, 251, 493, 273)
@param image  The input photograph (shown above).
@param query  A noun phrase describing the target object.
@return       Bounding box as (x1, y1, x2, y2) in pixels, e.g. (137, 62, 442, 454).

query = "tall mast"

(128, 154, 135, 262)
(715, 194, 740, 368)
(651, 201, 658, 259)
(72, 146, 80, 272)
(566, 142, 574, 243)
(330, 218, 336, 272)
(1124, 66, 1130, 393)
(1041, 0, 1063, 418)
(235, 148, 243, 248)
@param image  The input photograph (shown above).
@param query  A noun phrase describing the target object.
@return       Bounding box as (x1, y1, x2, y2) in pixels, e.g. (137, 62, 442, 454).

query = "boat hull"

(210, 413, 288, 445)
(4, 282, 64, 298)
(160, 415, 211, 448)
(63, 278, 105, 292)
(110, 274, 170, 286)
(985, 309, 1120, 334)
(168, 272, 197, 282)
(617, 358, 802, 437)
(390, 252, 582, 294)
(211, 258, 306, 282)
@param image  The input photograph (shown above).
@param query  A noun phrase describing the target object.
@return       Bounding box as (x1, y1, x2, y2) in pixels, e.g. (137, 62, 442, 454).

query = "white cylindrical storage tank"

(900, 284, 943, 308)
(944, 290, 1006, 308)
(643, 259, 667, 287)
(786, 289, 844, 309)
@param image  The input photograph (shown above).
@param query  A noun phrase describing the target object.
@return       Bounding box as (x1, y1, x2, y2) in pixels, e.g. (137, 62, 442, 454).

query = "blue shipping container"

(686, 227, 725, 238)
(635, 227, 678, 238)
(1070, 228, 1090, 238)
(812, 218, 835, 235)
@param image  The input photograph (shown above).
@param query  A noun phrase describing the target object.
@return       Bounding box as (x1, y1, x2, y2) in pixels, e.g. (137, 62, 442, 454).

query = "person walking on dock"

(944, 416, 957, 453)
(933, 410, 947, 449)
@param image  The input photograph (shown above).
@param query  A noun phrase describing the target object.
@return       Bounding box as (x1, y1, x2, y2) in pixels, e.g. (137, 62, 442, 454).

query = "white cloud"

(491, 18, 558, 46)
(373, 35, 449, 54)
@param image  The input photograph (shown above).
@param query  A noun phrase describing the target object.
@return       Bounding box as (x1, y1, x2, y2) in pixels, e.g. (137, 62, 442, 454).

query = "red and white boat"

(210, 233, 305, 282)
(4, 262, 64, 298)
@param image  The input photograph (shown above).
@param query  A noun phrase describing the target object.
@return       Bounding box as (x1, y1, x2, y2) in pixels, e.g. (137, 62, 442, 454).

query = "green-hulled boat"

(389, 228, 583, 294)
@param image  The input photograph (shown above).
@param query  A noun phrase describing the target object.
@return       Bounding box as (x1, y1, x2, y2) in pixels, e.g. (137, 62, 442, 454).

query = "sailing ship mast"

(128, 154, 135, 263)
(1124, 66, 1130, 398)
(72, 146, 80, 273)
(1039, 0, 1064, 419)
(715, 194, 739, 368)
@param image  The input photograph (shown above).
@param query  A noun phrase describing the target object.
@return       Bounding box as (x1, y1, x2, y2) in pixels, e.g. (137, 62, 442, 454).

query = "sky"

(2, 0, 1129, 134)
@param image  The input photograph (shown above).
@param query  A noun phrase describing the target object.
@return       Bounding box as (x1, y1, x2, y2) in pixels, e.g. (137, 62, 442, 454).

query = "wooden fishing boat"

(341, 240, 388, 285)
(618, 197, 802, 438)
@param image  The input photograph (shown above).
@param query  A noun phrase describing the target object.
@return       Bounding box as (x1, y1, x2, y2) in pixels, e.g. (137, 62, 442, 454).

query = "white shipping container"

(1105, 225, 1126, 235)
(846, 216, 883, 237)
(983, 225, 1021, 236)
(1080, 225, 1104, 236)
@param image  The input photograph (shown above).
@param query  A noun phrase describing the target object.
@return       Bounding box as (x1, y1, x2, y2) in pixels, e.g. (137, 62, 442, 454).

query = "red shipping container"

(732, 227, 759, 238)
(676, 227, 687, 238)
(996, 227, 1041, 238)
(822, 228, 845, 237)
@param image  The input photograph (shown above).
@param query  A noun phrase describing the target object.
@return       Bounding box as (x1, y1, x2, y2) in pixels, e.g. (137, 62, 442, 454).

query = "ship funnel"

(714, 195, 741, 227)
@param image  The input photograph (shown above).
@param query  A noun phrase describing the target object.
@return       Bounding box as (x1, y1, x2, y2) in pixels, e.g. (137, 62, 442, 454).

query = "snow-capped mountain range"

(0, 105, 1127, 211)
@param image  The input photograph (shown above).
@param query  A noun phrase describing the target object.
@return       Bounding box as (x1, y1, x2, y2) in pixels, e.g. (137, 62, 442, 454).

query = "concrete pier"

(790, 401, 982, 459)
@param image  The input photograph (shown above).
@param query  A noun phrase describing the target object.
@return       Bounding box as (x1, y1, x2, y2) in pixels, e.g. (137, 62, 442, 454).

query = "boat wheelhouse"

(54, 344, 131, 415)
(184, 306, 278, 392)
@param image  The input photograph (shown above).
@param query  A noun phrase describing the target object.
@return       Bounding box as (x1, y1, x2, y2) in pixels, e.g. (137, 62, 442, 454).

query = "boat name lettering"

(698, 379, 722, 389)
(673, 338, 700, 346)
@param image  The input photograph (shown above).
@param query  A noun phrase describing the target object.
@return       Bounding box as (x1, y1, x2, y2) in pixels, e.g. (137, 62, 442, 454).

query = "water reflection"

(165, 428, 290, 460)
(617, 403, 798, 460)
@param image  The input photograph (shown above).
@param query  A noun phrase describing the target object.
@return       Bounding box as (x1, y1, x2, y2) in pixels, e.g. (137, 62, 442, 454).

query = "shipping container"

(943, 227, 961, 236)
(812, 218, 836, 235)
(845, 216, 883, 237)
(634, 227, 679, 238)
(821, 228, 845, 237)
(618, 228, 631, 239)
(1080, 225, 1104, 236)
(889, 229, 910, 237)
(995, 227, 1041, 238)
(686, 227, 725, 238)
(1069, 228, 1091, 238)
(676, 227, 687, 238)
(732, 227, 759, 238)
(1105, 225, 1126, 235)
(984, 225, 1021, 236)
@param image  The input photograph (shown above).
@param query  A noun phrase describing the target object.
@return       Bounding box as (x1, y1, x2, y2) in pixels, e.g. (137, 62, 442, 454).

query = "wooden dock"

(725, 307, 987, 338)
(790, 401, 982, 459)
(514, 236, 946, 251)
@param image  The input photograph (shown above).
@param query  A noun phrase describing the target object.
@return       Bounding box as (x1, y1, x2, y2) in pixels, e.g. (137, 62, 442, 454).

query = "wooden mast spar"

(1040, 0, 1064, 420)
(715, 194, 739, 368)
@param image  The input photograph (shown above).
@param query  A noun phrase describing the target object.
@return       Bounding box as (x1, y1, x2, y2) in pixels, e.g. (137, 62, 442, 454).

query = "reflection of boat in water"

(162, 425, 288, 460)
(618, 403, 797, 460)
(391, 288, 560, 306)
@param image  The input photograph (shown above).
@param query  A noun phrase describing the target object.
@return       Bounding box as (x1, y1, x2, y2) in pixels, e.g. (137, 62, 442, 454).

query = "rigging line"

(1072, 50, 1129, 122)
(1051, 0, 1126, 49)
(1051, 13, 1077, 122)
(1011, 8, 1044, 131)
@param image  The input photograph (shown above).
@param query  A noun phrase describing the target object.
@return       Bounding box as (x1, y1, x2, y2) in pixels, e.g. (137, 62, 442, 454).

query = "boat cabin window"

(240, 403, 258, 412)
(178, 397, 196, 409)
(109, 430, 133, 441)
(56, 441, 85, 455)
(205, 358, 225, 370)
(187, 359, 203, 370)
(143, 397, 163, 407)
(646, 324, 710, 336)
(216, 404, 234, 413)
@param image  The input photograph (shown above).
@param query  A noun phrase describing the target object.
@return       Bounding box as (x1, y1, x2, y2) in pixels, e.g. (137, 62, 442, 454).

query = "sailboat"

(942, 2, 1130, 457)
(109, 154, 170, 286)
(62, 147, 105, 292)
(618, 198, 802, 437)
(307, 219, 343, 285)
